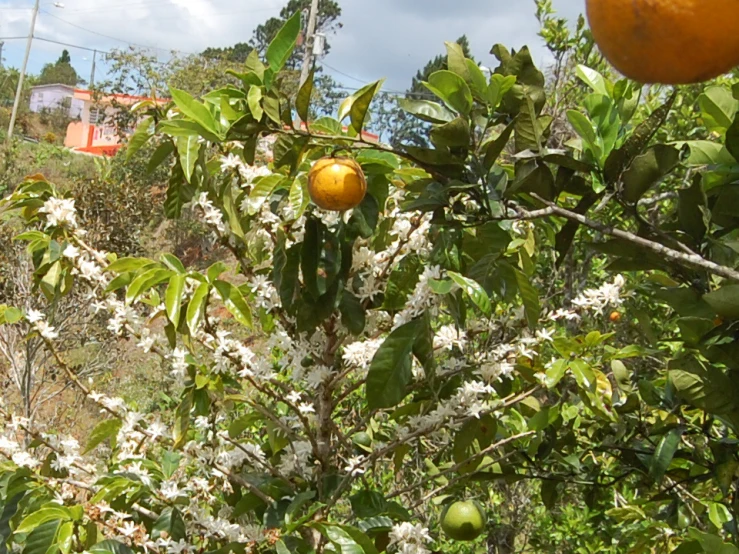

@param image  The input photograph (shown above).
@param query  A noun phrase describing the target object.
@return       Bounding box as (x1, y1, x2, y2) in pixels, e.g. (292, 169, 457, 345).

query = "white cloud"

(0, 0, 584, 92)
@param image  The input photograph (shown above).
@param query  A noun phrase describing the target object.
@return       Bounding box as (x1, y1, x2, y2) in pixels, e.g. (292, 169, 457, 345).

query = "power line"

(38, 9, 193, 54)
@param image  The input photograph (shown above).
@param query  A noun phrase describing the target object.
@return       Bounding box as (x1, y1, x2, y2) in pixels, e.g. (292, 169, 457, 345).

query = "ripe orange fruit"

(307, 157, 367, 211)
(441, 500, 486, 541)
(609, 311, 622, 323)
(586, 0, 739, 84)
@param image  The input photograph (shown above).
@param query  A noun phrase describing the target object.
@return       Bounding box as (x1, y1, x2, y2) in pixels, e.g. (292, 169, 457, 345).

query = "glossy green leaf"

(649, 428, 683, 484)
(576, 65, 610, 96)
(83, 418, 122, 454)
(152, 508, 186, 541)
(176, 135, 200, 183)
(514, 268, 540, 330)
(699, 86, 738, 135)
(265, 11, 301, 79)
(366, 318, 423, 410)
(424, 70, 473, 114)
(296, 69, 314, 124)
(622, 144, 681, 204)
(165, 274, 186, 326)
(248, 174, 286, 216)
(169, 87, 218, 135)
(187, 282, 210, 334)
(397, 99, 454, 124)
(448, 271, 492, 316)
(703, 285, 739, 320)
(126, 117, 153, 161)
(213, 280, 253, 328)
(247, 86, 264, 121)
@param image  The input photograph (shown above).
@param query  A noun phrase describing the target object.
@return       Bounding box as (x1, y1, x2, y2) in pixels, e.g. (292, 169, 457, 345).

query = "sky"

(0, 0, 584, 92)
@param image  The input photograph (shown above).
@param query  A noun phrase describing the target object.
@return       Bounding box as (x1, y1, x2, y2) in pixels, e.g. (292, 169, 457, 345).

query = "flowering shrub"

(3, 12, 739, 554)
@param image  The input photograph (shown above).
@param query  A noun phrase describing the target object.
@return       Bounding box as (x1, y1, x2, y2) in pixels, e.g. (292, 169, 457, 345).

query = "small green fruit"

(352, 432, 372, 453)
(440, 500, 486, 541)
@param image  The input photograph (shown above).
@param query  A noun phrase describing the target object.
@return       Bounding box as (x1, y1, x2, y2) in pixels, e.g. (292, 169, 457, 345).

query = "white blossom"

(39, 197, 77, 228)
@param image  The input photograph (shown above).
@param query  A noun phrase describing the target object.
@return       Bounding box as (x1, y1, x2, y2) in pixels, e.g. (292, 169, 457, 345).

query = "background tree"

(36, 49, 83, 86)
(390, 35, 474, 147)
(251, 0, 342, 69)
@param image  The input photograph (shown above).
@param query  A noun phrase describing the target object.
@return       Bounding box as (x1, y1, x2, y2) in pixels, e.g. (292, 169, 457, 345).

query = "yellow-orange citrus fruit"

(586, 0, 739, 84)
(307, 157, 367, 211)
(609, 311, 622, 323)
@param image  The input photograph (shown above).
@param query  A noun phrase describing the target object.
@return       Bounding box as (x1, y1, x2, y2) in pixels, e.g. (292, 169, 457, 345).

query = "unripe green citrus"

(440, 500, 486, 541)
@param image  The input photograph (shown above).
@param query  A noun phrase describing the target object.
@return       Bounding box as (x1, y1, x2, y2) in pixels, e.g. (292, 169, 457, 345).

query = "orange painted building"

(64, 89, 169, 157)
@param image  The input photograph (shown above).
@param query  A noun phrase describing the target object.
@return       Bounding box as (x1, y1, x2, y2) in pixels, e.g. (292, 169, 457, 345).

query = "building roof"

(30, 83, 76, 90)
(71, 89, 171, 106)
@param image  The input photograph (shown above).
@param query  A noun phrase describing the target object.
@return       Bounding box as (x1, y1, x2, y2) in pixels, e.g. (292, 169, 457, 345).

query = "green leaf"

(56, 522, 73, 554)
(679, 140, 737, 165)
(106, 257, 156, 274)
(83, 418, 122, 454)
(169, 87, 219, 136)
(213, 280, 253, 328)
(670, 360, 736, 415)
(296, 69, 314, 124)
(482, 120, 515, 169)
(699, 86, 738, 135)
(89, 541, 134, 554)
(173, 389, 193, 448)
(649, 428, 682, 483)
(16, 508, 71, 534)
(569, 359, 595, 389)
(126, 117, 153, 161)
(176, 135, 200, 183)
(247, 86, 264, 122)
(514, 268, 540, 330)
(604, 90, 676, 185)
(708, 503, 734, 530)
(445, 40, 471, 82)
(165, 274, 186, 326)
(125, 268, 173, 305)
(424, 70, 473, 115)
(622, 144, 681, 204)
(152, 508, 186, 541)
(611, 360, 633, 393)
(448, 271, 492, 316)
(397, 99, 454, 124)
(340, 292, 366, 336)
(545, 359, 568, 388)
(704, 285, 739, 320)
(366, 319, 423, 410)
(430, 117, 470, 149)
(679, 174, 708, 243)
(23, 520, 62, 554)
(265, 11, 301, 79)
(4, 307, 22, 324)
(287, 176, 309, 221)
(248, 174, 286, 216)
(187, 282, 210, 334)
(576, 65, 610, 96)
(567, 110, 600, 161)
(161, 451, 181, 479)
(338, 80, 385, 133)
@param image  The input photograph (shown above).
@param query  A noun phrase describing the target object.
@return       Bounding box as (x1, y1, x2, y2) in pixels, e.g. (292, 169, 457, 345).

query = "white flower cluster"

(219, 153, 271, 186)
(194, 192, 226, 233)
(571, 274, 626, 313)
(392, 265, 443, 329)
(389, 522, 433, 554)
(39, 197, 77, 228)
(26, 309, 59, 340)
(342, 337, 383, 374)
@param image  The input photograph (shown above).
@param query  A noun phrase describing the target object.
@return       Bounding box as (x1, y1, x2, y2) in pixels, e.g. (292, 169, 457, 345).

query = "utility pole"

(89, 49, 97, 88)
(0, 42, 5, 69)
(299, 0, 319, 87)
(7, 0, 40, 143)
